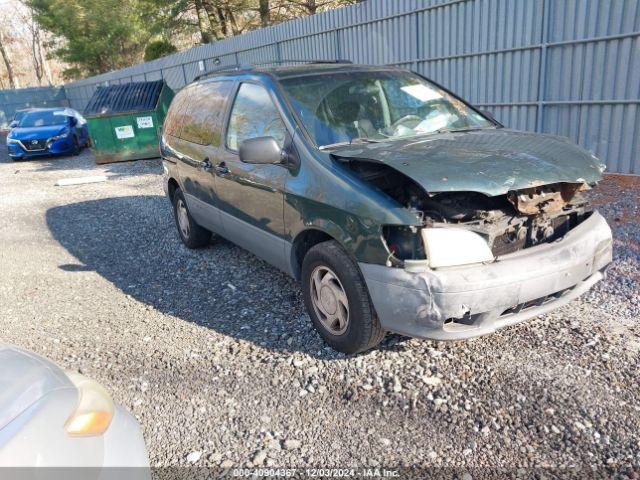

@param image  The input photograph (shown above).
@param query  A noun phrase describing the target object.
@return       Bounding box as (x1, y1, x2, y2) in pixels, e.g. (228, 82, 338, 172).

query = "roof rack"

(192, 58, 353, 82)
(193, 63, 253, 82)
(255, 59, 353, 66)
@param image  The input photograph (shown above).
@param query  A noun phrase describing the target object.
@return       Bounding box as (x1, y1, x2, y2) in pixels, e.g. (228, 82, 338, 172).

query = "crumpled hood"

(10, 125, 68, 141)
(331, 129, 604, 196)
(0, 345, 73, 430)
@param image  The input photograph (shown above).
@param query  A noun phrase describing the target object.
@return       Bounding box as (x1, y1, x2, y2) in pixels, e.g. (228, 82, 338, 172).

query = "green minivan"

(160, 63, 612, 353)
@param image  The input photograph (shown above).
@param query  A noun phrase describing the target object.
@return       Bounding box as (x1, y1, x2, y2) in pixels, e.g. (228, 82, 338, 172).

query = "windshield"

(14, 110, 31, 123)
(279, 70, 493, 148)
(19, 110, 69, 128)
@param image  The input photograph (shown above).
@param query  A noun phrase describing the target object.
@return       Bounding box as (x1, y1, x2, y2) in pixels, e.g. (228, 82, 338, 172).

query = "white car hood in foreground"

(0, 344, 149, 471)
(0, 345, 73, 430)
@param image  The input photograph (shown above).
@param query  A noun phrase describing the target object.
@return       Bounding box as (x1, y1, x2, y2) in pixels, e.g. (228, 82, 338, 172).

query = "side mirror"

(9, 121, 18, 129)
(239, 136, 284, 165)
(480, 109, 496, 122)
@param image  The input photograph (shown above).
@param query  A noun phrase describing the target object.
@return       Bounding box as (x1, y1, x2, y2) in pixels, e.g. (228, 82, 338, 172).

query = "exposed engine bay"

(343, 160, 593, 264)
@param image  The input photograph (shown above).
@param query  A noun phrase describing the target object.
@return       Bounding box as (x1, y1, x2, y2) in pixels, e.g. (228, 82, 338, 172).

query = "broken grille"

(489, 211, 591, 257)
(500, 289, 571, 317)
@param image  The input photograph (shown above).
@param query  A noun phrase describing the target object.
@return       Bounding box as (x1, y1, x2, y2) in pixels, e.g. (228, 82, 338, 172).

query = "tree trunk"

(194, 0, 213, 44)
(259, 0, 270, 27)
(224, 7, 241, 36)
(301, 0, 317, 15)
(41, 41, 54, 86)
(35, 32, 53, 86)
(0, 30, 18, 89)
(214, 2, 228, 37)
(31, 25, 44, 85)
(203, 1, 225, 40)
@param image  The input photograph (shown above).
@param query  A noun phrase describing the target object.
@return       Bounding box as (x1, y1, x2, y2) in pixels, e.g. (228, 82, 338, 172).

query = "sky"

(1, 0, 29, 34)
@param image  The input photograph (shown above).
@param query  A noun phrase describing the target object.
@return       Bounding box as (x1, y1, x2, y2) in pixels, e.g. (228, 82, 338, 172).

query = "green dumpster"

(84, 80, 174, 164)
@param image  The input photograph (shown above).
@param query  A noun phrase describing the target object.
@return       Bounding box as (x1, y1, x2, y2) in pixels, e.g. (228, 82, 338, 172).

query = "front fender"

(285, 194, 391, 266)
(284, 133, 421, 267)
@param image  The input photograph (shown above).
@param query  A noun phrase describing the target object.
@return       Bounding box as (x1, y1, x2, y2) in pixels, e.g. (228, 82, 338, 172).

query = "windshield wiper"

(319, 138, 381, 151)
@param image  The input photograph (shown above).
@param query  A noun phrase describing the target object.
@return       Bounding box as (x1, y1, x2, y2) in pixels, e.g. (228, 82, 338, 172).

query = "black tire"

(301, 240, 385, 354)
(172, 189, 211, 249)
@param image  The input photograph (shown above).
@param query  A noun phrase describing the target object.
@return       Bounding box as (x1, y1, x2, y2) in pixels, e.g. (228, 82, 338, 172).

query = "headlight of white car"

(421, 227, 494, 268)
(64, 372, 115, 436)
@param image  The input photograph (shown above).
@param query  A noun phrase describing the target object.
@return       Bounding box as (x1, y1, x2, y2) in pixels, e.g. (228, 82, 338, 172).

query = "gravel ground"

(0, 140, 638, 476)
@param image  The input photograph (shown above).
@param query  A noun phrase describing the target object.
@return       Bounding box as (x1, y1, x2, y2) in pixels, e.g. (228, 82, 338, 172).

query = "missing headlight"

(382, 226, 426, 264)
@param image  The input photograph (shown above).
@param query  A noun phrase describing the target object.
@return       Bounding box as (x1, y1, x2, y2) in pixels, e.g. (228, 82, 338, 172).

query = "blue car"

(6, 108, 89, 161)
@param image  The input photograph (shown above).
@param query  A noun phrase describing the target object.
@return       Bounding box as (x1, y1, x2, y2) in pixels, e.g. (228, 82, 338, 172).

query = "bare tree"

(224, 6, 242, 35)
(214, 2, 229, 37)
(19, 4, 53, 85)
(194, 0, 214, 43)
(0, 29, 19, 89)
(287, 0, 361, 16)
(258, 0, 270, 27)
(203, 0, 228, 40)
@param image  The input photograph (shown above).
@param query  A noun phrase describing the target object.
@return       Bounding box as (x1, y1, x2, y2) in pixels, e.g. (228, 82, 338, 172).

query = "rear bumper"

(360, 211, 613, 341)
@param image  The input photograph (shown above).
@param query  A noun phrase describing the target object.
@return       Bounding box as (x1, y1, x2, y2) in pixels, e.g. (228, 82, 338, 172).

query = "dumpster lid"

(84, 80, 164, 116)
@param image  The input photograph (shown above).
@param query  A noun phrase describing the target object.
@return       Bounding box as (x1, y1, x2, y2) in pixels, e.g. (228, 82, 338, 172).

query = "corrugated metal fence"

(0, 86, 68, 127)
(5, 0, 640, 173)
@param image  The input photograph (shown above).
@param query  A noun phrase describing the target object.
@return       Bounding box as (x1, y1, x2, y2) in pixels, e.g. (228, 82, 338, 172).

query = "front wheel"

(302, 240, 385, 354)
(72, 136, 80, 155)
(172, 189, 211, 248)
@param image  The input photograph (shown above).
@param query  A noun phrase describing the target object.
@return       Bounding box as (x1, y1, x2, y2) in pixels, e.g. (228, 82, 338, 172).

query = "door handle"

(214, 161, 230, 175)
(201, 157, 212, 172)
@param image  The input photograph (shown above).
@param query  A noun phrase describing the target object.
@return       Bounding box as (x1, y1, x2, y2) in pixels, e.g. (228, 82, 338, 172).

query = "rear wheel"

(302, 240, 385, 354)
(172, 189, 211, 248)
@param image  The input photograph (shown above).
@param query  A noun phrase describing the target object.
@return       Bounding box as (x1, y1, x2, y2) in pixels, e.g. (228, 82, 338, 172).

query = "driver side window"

(226, 83, 287, 152)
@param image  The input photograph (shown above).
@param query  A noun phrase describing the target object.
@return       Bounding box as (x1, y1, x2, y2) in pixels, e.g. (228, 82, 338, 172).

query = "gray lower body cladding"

(360, 211, 613, 341)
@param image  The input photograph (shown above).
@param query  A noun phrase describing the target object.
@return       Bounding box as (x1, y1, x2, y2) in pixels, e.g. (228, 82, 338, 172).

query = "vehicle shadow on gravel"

(46, 195, 409, 357)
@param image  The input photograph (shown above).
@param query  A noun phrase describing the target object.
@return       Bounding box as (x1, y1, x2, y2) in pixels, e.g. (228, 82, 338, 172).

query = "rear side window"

(226, 83, 287, 151)
(164, 88, 191, 138)
(180, 81, 234, 146)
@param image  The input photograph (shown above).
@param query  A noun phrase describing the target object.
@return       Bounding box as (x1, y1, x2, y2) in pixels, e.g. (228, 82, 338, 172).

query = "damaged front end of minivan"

(331, 130, 613, 340)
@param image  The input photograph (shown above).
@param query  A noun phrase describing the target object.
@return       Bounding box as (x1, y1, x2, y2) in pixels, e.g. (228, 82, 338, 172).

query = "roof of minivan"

(200, 63, 401, 82)
(261, 63, 398, 78)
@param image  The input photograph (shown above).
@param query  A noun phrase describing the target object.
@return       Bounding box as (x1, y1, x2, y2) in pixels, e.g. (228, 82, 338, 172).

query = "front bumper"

(360, 211, 613, 341)
(7, 137, 75, 159)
